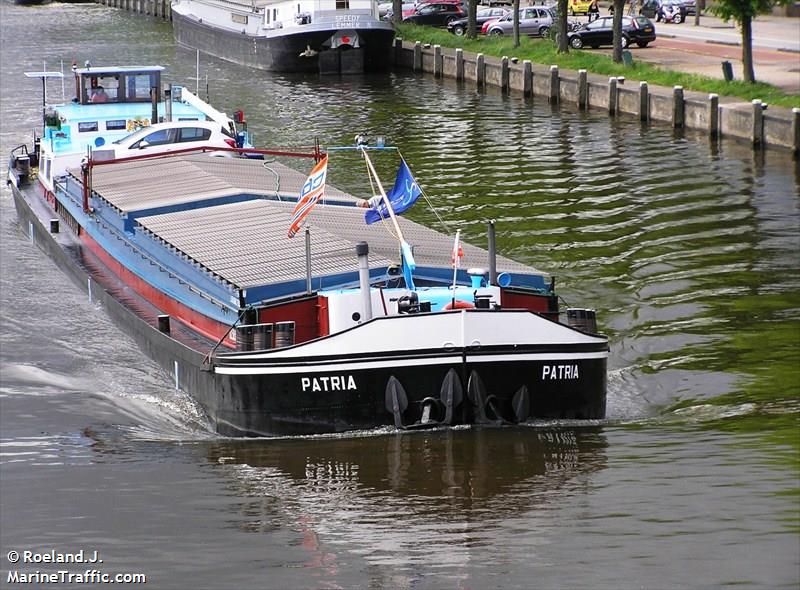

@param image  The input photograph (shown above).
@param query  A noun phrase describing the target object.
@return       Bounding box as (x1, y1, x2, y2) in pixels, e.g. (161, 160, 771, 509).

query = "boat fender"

(443, 299, 474, 310)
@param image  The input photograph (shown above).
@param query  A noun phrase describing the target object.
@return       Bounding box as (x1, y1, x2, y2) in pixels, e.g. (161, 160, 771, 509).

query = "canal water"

(1, 3, 798, 589)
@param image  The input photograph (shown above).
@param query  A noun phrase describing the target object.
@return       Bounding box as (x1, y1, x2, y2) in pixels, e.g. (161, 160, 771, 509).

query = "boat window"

(106, 120, 127, 131)
(125, 73, 160, 102)
(232, 13, 248, 24)
(42, 158, 50, 182)
(78, 122, 99, 132)
(336, 0, 349, 8)
(84, 74, 120, 103)
(178, 127, 212, 142)
(178, 117, 199, 121)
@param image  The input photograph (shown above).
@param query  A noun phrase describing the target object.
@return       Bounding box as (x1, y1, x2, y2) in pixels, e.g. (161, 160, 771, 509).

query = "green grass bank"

(395, 23, 800, 110)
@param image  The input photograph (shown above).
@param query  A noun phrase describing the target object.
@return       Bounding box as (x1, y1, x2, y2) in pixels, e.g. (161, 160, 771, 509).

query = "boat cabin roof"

(75, 66, 165, 76)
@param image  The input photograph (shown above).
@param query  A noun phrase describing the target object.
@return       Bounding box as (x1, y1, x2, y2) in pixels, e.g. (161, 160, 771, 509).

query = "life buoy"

(443, 300, 475, 310)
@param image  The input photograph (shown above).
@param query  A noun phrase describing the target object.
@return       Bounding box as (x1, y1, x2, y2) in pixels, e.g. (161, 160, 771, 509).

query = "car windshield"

(634, 15, 651, 25)
(113, 126, 151, 145)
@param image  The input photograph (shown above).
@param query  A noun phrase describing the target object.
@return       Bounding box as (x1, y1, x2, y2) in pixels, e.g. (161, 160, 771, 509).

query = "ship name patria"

(301, 375, 357, 392)
(542, 365, 579, 380)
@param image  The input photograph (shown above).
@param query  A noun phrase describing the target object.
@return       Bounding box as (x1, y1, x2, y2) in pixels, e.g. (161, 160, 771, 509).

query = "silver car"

(485, 6, 556, 37)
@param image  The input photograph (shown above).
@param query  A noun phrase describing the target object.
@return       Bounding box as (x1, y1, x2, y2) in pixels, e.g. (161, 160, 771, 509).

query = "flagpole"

(359, 147, 404, 244)
(451, 229, 460, 309)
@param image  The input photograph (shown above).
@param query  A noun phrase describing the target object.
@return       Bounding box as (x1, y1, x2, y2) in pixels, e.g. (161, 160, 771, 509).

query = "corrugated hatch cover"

(89, 154, 543, 290)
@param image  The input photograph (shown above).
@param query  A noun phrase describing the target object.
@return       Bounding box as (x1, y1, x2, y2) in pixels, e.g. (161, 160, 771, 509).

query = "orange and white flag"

(288, 155, 328, 238)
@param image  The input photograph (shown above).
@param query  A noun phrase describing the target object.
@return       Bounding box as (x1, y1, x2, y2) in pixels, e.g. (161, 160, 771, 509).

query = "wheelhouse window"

(82, 74, 120, 104)
(78, 122, 99, 132)
(106, 120, 127, 131)
(336, 0, 349, 8)
(125, 73, 160, 102)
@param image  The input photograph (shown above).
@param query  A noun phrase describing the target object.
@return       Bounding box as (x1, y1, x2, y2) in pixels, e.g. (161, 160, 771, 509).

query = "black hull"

(210, 356, 606, 437)
(172, 12, 395, 73)
(12, 182, 607, 438)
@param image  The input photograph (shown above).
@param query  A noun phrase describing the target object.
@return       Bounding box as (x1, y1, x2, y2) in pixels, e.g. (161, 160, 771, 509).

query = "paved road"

(643, 36, 799, 93)
(577, 11, 800, 93)
(659, 14, 800, 52)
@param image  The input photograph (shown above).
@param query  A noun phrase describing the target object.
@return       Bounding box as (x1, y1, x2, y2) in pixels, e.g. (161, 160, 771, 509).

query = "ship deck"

(78, 153, 546, 293)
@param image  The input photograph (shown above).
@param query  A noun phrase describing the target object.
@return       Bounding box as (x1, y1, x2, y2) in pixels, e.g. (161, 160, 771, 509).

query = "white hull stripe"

(214, 351, 608, 375)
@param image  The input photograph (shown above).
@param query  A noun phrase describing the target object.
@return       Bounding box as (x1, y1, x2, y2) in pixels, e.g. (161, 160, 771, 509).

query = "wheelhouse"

(74, 66, 164, 105)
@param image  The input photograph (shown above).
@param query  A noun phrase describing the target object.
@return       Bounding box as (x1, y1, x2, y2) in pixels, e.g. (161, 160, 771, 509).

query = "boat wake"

(0, 363, 93, 397)
(96, 383, 217, 442)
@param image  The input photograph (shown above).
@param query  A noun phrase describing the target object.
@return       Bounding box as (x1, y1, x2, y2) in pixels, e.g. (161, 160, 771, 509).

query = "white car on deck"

(109, 120, 239, 159)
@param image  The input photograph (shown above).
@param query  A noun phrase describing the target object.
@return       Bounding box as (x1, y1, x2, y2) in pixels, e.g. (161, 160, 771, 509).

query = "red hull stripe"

(80, 230, 235, 347)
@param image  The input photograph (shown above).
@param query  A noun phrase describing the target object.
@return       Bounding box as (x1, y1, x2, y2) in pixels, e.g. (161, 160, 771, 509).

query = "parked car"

(484, 6, 556, 37)
(446, 7, 509, 36)
(640, 0, 687, 22)
(678, 0, 696, 15)
(383, 3, 417, 20)
(567, 15, 656, 48)
(568, 0, 593, 15)
(404, 2, 466, 26)
(110, 120, 238, 159)
(659, 0, 688, 22)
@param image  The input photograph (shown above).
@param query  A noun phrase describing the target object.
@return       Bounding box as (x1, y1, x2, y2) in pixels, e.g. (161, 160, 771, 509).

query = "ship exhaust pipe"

(356, 241, 372, 322)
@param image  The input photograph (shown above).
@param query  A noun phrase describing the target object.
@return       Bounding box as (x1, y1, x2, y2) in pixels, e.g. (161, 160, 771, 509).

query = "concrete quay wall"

(397, 39, 799, 154)
(97, 0, 171, 20)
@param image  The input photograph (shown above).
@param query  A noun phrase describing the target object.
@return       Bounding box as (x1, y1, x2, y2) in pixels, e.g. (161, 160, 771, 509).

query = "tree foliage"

(709, 0, 789, 82)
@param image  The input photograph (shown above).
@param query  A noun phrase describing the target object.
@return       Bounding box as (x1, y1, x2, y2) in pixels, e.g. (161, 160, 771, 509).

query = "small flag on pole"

(288, 155, 328, 238)
(451, 231, 464, 268)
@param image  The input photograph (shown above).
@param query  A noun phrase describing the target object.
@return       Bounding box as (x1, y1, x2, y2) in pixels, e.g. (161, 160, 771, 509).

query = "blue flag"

(400, 241, 416, 291)
(365, 159, 421, 225)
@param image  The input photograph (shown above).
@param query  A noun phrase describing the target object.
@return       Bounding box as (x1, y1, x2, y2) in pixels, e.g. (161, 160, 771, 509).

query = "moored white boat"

(171, 0, 395, 74)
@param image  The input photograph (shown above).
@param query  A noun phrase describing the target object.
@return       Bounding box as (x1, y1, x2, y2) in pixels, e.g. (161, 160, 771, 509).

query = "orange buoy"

(443, 299, 475, 310)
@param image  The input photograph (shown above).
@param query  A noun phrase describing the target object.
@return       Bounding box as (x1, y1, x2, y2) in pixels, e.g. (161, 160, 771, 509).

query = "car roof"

(146, 120, 220, 128)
